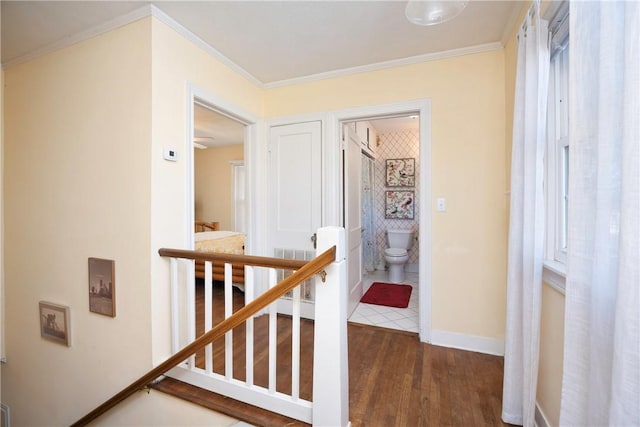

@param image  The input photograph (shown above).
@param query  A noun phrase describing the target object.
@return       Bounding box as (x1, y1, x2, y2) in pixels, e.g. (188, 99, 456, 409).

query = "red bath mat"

(360, 282, 413, 308)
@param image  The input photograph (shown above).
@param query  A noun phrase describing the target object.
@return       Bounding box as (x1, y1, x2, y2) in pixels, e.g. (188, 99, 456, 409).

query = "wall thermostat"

(163, 148, 178, 162)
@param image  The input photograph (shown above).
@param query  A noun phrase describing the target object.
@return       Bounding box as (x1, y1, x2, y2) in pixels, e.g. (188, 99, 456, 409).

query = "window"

(230, 160, 246, 233)
(546, 44, 569, 264)
(544, 2, 569, 289)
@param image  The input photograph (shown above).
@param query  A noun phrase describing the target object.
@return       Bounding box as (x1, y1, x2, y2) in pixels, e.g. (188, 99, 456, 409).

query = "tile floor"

(348, 270, 419, 333)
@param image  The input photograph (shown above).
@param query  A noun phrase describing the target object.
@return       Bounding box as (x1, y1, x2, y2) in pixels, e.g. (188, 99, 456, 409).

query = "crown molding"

(3, 5, 507, 90)
(0, 3, 263, 90)
(2, 5, 153, 70)
(263, 42, 504, 89)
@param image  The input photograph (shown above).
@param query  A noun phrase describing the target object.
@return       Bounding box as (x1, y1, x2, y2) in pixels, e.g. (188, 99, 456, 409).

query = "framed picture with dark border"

(39, 301, 71, 346)
(385, 190, 415, 219)
(88, 258, 115, 317)
(385, 158, 415, 187)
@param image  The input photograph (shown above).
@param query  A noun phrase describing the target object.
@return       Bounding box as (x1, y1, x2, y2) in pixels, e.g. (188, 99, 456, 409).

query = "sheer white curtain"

(502, 3, 549, 426)
(560, 2, 639, 425)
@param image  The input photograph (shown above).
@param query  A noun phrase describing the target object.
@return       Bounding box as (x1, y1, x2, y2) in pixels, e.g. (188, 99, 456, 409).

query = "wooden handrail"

(158, 247, 308, 270)
(71, 245, 336, 427)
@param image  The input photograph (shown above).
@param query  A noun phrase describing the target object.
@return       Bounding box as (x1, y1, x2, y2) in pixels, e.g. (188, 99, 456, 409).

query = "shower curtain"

(361, 154, 376, 272)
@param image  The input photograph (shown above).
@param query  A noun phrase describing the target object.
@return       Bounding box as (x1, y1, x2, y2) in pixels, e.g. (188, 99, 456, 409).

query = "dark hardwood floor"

(154, 281, 511, 427)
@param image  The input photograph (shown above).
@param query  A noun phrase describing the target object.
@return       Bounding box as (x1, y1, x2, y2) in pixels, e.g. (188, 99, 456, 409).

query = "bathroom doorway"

(344, 114, 421, 334)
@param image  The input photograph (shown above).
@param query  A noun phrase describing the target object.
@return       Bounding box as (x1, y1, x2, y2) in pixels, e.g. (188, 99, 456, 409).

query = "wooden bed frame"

(194, 221, 219, 232)
(194, 221, 245, 284)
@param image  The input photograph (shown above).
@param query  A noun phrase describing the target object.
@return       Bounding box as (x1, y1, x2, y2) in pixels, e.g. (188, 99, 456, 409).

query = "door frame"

(185, 83, 259, 252)
(343, 123, 364, 317)
(330, 99, 432, 343)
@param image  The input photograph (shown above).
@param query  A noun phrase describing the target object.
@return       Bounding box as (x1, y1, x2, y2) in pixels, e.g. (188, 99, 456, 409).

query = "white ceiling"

(1, 1, 521, 144)
(1, 1, 521, 86)
(194, 103, 245, 147)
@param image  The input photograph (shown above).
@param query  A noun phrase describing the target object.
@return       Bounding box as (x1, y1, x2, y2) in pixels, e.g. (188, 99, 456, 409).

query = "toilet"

(384, 229, 414, 283)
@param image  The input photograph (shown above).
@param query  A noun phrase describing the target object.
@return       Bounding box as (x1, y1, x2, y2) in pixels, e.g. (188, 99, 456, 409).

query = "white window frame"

(230, 160, 246, 233)
(545, 45, 569, 263)
(543, 2, 570, 292)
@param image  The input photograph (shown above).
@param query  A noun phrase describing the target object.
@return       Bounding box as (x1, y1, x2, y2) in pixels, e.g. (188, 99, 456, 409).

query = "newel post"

(312, 226, 349, 426)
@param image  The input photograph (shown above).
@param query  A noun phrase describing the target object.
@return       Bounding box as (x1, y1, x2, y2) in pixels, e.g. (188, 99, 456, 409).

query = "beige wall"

(194, 144, 244, 230)
(538, 283, 565, 426)
(266, 51, 508, 342)
(2, 19, 153, 426)
(149, 18, 263, 367)
(94, 389, 238, 426)
(1, 16, 264, 424)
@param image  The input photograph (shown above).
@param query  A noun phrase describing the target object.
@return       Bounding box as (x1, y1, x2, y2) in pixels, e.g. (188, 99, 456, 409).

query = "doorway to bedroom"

(190, 98, 251, 294)
(192, 101, 247, 235)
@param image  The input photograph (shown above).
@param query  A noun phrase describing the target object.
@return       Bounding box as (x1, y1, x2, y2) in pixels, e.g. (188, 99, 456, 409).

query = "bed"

(194, 221, 220, 232)
(194, 224, 246, 285)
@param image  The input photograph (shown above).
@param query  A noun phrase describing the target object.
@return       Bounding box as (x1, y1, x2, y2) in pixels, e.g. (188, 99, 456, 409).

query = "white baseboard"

(430, 330, 504, 356)
(535, 402, 551, 427)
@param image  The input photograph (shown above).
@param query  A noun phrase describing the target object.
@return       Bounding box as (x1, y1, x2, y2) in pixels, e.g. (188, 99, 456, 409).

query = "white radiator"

(273, 248, 316, 303)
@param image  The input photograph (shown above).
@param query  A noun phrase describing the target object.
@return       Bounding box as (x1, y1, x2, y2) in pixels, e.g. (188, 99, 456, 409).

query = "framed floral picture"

(385, 158, 415, 187)
(385, 190, 415, 219)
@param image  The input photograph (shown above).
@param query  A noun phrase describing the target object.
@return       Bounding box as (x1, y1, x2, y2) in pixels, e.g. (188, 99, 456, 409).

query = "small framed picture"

(88, 258, 115, 317)
(386, 158, 415, 187)
(385, 190, 415, 219)
(39, 302, 71, 346)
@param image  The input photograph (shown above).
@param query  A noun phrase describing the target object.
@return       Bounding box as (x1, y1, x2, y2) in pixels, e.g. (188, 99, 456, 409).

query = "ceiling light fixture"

(405, 1, 468, 26)
(193, 136, 215, 149)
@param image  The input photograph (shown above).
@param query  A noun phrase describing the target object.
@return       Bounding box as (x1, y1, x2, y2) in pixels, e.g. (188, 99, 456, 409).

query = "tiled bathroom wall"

(373, 129, 420, 270)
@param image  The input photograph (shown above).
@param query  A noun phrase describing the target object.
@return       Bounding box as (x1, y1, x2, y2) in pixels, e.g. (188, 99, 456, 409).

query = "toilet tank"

(387, 229, 414, 250)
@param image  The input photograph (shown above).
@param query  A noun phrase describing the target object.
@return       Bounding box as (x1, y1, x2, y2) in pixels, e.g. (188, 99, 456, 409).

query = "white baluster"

(170, 258, 179, 353)
(245, 265, 254, 387)
(268, 268, 278, 394)
(292, 284, 301, 401)
(204, 261, 213, 374)
(225, 263, 233, 380)
(187, 259, 196, 368)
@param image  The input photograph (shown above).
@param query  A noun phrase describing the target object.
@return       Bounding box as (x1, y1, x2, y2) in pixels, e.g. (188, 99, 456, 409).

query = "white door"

(344, 123, 363, 316)
(268, 121, 322, 318)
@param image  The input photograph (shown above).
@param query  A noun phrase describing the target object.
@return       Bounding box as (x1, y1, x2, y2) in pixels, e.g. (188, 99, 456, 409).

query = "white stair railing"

(165, 226, 349, 426)
(312, 226, 349, 426)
